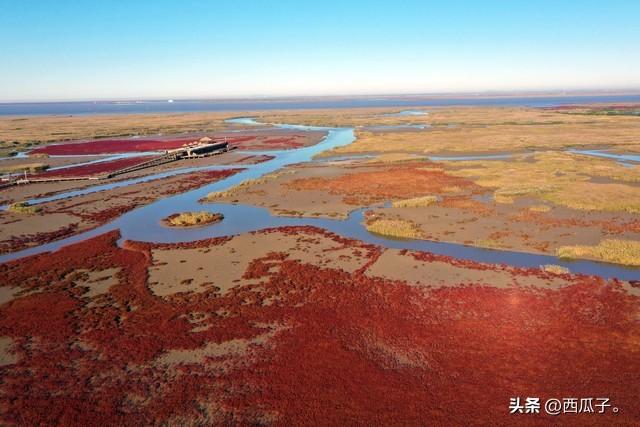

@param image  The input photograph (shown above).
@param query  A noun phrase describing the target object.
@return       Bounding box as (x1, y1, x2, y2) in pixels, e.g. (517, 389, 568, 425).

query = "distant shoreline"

(1, 93, 640, 117)
(4, 89, 640, 104)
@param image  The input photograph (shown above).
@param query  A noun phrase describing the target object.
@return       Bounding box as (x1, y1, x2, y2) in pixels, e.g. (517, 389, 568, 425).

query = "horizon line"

(2, 88, 640, 105)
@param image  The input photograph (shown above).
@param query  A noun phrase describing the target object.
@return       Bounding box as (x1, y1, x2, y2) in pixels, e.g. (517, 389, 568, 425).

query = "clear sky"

(1, 0, 639, 101)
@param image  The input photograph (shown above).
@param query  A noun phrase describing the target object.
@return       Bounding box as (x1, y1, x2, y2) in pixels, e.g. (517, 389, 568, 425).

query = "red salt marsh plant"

(288, 163, 482, 205)
(35, 156, 156, 178)
(0, 227, 638, 425)
(29, 134, 305, 156)
(1, 169, 243, 255)
(29, 137, 206, 155)
(0, 223, 79, 254)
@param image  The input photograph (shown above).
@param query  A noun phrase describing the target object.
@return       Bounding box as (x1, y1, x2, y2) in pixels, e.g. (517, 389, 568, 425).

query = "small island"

(162, 211, 224, 227)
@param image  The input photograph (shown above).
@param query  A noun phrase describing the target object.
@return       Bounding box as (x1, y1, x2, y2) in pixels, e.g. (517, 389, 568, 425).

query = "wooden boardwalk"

(1, 140, 230, 187)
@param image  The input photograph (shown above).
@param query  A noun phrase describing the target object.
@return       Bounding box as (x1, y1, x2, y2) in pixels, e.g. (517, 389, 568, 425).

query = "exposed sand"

(366, 198, 640, 255)
(0, 286, 22, 306)
(69, 268, 121, 298)
(0, 150, 262, 205)
(206, 163, 358, 219)
(366, 248, 571, 289)
(0, 337, 16, 367)
(2, 227, 639, 425)
(154, 324, 282, 368)
(2, 106, 640, 425)
(202, 155, 640, 258)
(148, 229, 374, 297)
(146, 226, 583, 303)
(0, 155, 108, 170)
(0, 169, 241, 254)
(0, 211, 80, 253)
(5, 106, 639, 263)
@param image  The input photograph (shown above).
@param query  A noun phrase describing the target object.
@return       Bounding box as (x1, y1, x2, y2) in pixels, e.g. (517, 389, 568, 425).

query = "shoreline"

(2, 93, 640, 117)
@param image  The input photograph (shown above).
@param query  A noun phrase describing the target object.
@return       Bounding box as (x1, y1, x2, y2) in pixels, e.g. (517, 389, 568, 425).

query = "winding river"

(1, 120, 639, 281)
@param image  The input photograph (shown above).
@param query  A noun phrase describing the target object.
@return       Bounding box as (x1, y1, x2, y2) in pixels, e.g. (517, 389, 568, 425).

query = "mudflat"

(1, 104, 639, 425)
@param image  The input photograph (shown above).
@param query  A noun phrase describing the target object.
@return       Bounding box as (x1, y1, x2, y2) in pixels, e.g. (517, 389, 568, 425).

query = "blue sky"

(1, 0, 639, 101)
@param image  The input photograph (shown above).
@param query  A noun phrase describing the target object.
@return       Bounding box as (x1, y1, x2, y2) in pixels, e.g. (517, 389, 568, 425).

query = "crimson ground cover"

(29, 134, 306, 156)
(0, 227, 638, 425)
(36, 156, 156, 178)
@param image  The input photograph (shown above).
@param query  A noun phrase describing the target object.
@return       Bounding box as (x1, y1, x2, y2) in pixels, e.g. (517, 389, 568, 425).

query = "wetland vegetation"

(2, 103, 640, 426)
(163, 211, 224, 227)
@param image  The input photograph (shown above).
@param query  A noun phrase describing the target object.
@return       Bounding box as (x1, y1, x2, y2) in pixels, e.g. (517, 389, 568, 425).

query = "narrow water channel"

(1, 120, 638, 281)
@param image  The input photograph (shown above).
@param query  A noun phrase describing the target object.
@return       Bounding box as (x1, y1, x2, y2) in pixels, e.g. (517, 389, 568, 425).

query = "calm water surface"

(1, 119, 638, 281)
(2, 94, 640, 116)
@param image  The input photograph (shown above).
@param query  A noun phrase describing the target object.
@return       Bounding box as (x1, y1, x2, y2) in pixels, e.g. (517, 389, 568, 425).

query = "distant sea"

(1, 94, 639, 116)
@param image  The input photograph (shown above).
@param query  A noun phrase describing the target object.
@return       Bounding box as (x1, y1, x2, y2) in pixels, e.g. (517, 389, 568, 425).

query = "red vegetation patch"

(288, 163, 483, 205)
(0, 228, 638, 425)
(1, 169, 243, 255)
(0, 223, 79, 254)
(52, 169, 243, 223)
(2, 292, 78, 340)
(29, 133, 313, 156)
(30, 137, 205, 155)
(35, 156, 156, 178)
(441, 195, 494, 216)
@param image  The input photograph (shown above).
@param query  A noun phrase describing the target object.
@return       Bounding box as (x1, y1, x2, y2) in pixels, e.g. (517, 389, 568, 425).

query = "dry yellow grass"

(423, 106, 638, 126)
(0, 162, 48, 174)
(474, 239, 506, 249)
(7, 201, 41, 215)
(2, 107, 430, 154)
(6, 106, 640, 158)
(540, 264, 570, 274)
(492, 184, 558, 197)
(206, 179, 259, 200)
(529, 205, 552, 212)
(256, 107, 432, 128)
(365, 219, 422, 239)
(557, 239, 640, 266)
(442, 185, 462, 193)
(259, 106, 633, 129)
(164, 211, 223, 227)
(391, 196, 437, 208)
(318, 107, 640, 157)
(542, 182, 640, 214)
(205, 171, 293, 200)
(444, 152, 640, 213)
(0, 112, 235, 155)
(368, 153, 425, 163)
(493, 194, 514, 204)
